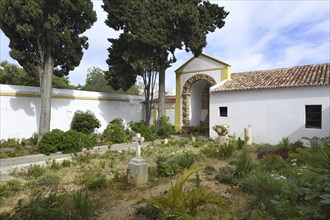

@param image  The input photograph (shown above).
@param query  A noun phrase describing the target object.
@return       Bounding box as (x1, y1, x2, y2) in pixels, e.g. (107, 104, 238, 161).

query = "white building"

(175, 54, 330, 144)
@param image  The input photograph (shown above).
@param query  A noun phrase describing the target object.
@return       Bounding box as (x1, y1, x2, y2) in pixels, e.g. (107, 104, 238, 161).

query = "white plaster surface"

(0, 84, 144, 139)
(209, 86, 330, 144)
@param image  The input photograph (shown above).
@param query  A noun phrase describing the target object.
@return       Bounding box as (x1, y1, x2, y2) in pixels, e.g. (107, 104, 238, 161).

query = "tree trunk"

(38, 51, 54, 140)
(157, 63, 166, 131)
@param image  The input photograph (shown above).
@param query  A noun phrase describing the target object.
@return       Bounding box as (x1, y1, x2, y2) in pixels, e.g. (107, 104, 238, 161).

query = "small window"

(219, 107, 228, 117)
(305, 105, 322, 129)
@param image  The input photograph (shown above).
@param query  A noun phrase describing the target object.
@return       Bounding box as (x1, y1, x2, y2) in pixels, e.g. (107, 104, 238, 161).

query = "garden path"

(0, 141, 156, 182)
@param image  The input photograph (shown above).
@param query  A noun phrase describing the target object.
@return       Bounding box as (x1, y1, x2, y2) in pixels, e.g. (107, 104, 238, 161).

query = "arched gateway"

(174, 53, 231, 133)
(182, 74, 217, 130)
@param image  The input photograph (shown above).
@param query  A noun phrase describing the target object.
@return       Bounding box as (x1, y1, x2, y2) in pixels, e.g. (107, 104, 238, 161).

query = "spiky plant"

(139, 167, 232, 219)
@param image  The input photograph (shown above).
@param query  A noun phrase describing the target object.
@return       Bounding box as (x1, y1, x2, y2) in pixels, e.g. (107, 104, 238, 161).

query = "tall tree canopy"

(0, 0, 97, 138)
(103, 0, 229, 125)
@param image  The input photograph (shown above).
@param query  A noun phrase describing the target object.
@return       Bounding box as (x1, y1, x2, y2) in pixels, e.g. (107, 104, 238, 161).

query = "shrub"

(176, 152, 196, 169)
(27, 165, 47, 178)
(103, 119, 127, 144)
(61, 130, 94, 153)
(258, 155, 288, 174)
(201, 142, 234, 160)
(37, 129, 65, 154)
(236, 148, 255, 178)
(61, 159, 71, 167)
(215, 166, 236, 185)
(139, 168, 231, 219)
(236, 137, 245, 150)
(36, 172, 61, 187)
(203, 165, 216, 175)
(241, 172, 289, 206)
(303, 136, 330, 150)
(257, 148, 288, 160)
(129, 120, 156, 141)
(157, 117, 175, 138)
(0, 179, 24, 203)
(155, 155, 179, 176)
(80, 169, 107, 189)
(72, 190, 93, 219)
(135, 204, 161, 220)
(70, 110, 101, 135)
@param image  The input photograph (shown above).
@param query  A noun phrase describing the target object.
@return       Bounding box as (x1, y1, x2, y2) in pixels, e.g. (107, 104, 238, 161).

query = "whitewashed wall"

(0, 84, 144, 139)
(209, 86, 330, 144)
(151, 103, 176, 125)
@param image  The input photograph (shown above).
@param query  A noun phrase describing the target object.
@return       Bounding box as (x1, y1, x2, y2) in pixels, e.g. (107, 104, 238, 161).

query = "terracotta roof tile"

(212, 63, 330, 92)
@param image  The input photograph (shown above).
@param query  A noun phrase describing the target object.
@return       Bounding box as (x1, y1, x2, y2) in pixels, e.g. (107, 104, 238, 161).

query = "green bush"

(157, 117, 175, 138)
(176, 152, 196, 169)
(201, 142, 234, 160)
(215, 166, 236, 185)
(80, 169, 107, 189)
(241, 172, 289, 207)
(203, 165, 216, 175)
(103, 119, 127, 144)
(258, 155, 288, 174)
(70, 110, 101, 135)
(37, 129, 65, 154)
(72, 190, 93, 219)
(129, 120, 156, 141)
(155, 155, 179, 177)
(61, 130, 94, 153)
(27, 165, 47, 179)
(38, 129, 94, 155)
(0, 179, 24, 203)
(237, 137, 245, 150)
(36, 172, 61, 187)
(236, 148, 255, 178)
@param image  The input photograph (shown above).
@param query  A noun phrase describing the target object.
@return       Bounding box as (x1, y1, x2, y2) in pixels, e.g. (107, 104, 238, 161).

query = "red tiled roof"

(152, 96, 176, 103)
(212, 63, 330, 92)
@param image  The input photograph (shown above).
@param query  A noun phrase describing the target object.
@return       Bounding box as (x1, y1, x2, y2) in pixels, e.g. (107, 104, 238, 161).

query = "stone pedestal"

(128, 157, 148, 185)
(218, 136, 228, 145)
(244, 127, 252, 146)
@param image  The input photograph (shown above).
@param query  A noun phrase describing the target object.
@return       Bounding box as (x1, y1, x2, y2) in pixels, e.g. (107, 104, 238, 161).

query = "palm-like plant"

(139, 167, 232, 219)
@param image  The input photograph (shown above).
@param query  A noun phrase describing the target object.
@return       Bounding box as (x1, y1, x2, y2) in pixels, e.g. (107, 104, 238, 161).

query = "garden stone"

(191, 136, 196, 143)
(128, 133, 148, 185)
(244, 126, 252, 146)
(164, 138, 168, 144)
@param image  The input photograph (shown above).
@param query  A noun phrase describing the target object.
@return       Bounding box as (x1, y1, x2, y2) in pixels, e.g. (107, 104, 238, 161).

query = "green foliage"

(37, 129, 65, 154)
(0, 61, 75, 88)
(70, 110, 101, 135)
(103, 119, 128, 144)
(80, 169, 107, 190)
(0, 179, 24, 203)
(46, 159, 62, 171)
(129, 120, 156, 141)
(258, 155, 288, 174)
(61, 159, 71, 167)
(155, 155, 179, 177)
(135, 204, 161, 220)
(35, 172, 61, 187)
(236, 148, 255, 178)
(177, 152, 197, 169)
(203, 165, 216, 175)
(27, 165, 47, 179)
(201, 142, 234, 160)
(61, 130, 94, 153)
(237, 137, 245, 150)
(303, 136, 330, 150)
(38, 129, 94, 155)
(139, 167, 231, 219)
(157, 117, 175, 138)
(72, 190, 93, 219)
(215, 166, 236, 185)
(241, 172, 289, 206)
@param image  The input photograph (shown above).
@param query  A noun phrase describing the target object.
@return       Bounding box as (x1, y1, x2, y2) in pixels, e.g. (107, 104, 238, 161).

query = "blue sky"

(1, 0, 329, 93)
